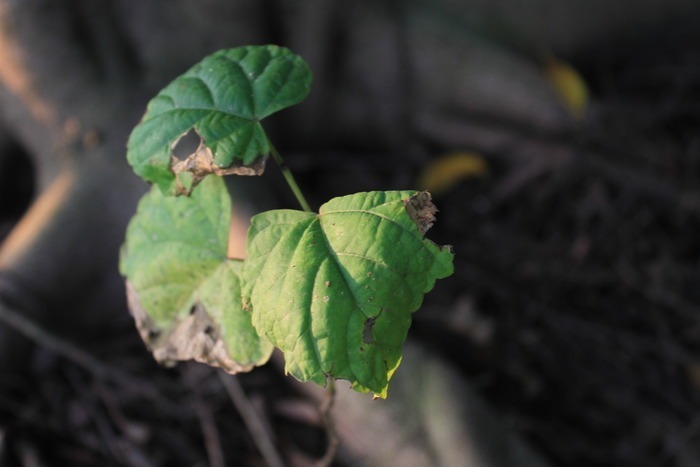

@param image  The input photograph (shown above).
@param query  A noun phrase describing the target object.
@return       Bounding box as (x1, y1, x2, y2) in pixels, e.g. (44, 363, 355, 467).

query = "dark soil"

(428, 32, 700, 467)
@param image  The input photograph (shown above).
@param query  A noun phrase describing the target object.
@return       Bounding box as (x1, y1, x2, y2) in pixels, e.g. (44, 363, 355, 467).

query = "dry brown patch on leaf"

(404, 191, 438, 235)
(170, 136, 266, 195)
(126, 281, 254, 374)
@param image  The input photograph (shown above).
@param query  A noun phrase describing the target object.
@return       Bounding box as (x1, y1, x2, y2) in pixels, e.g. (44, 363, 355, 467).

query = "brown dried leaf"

(171, 138, 266, 195)
(404, 191, 438, 235)
(126, 281, 254, 374)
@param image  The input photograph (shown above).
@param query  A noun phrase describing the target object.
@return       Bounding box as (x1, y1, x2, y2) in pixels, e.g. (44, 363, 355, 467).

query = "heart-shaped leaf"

(241, 191, 454, 397)
(120, 176, 273, 372)
(127, 45, 312, 193)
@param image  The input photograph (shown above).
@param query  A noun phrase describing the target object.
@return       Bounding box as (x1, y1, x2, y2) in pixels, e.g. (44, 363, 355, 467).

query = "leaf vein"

(145, 105, 252, 122)
(219, 54, 257, 116)
(305, 254, 327, 375)
(334, 252, 402, 278)
(257, 60, 296, 117)
(188, 75, 217, 108)
(314, 220, 374, 385)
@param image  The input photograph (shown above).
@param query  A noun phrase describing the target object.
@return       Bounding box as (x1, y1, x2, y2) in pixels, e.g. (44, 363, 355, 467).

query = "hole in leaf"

(363, 317, 376, 344)
(171, 129, 201, 161)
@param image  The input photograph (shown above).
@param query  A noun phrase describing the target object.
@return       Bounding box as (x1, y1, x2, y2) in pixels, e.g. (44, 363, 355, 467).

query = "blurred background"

(0, 1, 699, 466)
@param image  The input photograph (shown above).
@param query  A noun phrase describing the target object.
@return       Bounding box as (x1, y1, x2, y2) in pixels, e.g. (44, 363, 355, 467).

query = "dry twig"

(184, 367, 226, 467)
(218, 371, 285, 467)
(0, 301, 157, 398)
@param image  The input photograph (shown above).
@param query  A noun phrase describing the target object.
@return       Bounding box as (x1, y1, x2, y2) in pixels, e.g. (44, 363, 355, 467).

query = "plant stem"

(269, 142, 312, 212)
(315, 377, 340, 467)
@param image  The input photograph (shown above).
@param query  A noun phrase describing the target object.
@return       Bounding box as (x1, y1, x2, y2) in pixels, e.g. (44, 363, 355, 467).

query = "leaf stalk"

(269, 142, 312, 212)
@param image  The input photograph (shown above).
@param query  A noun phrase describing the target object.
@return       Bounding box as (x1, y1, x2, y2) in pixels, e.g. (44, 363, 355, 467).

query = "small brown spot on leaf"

(325, 281, 331, 287)
(404, 191, 438, 235)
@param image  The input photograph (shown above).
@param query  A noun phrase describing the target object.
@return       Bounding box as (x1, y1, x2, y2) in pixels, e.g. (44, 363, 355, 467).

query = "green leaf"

(241, 191, 454, 397)
(120, 176, 273, 372)
(127, 45, 312, 193)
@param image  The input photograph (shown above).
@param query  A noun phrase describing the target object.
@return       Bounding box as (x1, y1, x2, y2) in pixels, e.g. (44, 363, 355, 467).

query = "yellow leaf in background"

(418, 152, 488, 196)
(545, 57, 589, 119)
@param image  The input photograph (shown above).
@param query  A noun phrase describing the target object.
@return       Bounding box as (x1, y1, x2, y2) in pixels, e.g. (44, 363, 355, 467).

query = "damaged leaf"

(119, 176, 273, 372)
(170, 140, 265, 195)
(241, 191, 454, 397)
(404, 191, 438, 235)
(126, 45, 312, 193)
(121, 44, 456, 407)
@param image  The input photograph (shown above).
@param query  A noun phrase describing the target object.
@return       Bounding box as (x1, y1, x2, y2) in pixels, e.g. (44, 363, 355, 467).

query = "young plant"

(120, 45, 454, 399)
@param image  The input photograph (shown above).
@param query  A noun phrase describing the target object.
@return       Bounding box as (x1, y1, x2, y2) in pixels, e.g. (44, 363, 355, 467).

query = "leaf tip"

(350, 380, 388, 399)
